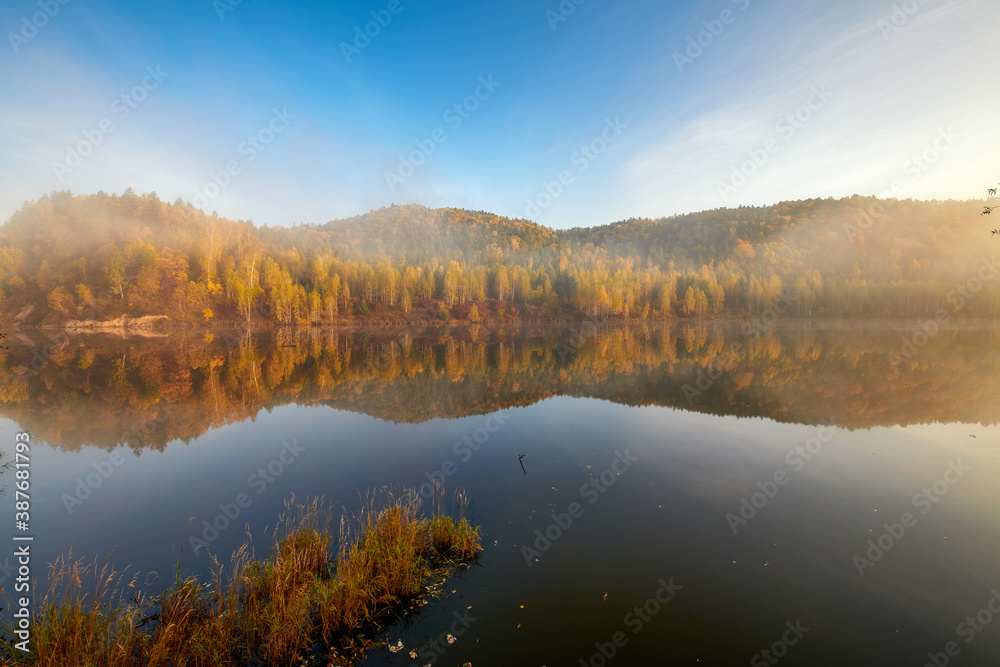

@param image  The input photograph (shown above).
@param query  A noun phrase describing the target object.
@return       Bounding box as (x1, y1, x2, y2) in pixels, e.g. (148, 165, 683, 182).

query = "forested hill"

(307, 204, 559, 263)
(559, 197, 989, 277)
(0, 190, 995, 328)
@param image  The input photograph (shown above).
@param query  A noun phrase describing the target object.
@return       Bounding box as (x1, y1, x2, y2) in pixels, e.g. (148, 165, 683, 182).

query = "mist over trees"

(0, 189, 996, 327)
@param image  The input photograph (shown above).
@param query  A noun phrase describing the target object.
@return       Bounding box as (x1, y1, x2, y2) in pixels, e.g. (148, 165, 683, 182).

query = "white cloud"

(620, 0, 999, 219)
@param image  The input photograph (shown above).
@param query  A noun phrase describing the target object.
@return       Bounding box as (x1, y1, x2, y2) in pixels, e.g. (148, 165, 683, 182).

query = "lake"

(2, 321, 999, 665)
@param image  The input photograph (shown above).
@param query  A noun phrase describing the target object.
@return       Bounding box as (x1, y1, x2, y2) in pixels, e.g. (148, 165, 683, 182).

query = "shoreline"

(8, 315, 999, 336)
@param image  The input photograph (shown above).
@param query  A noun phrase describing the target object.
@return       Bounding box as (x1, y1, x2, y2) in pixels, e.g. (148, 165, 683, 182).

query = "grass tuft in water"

(0, 488, 481, 666)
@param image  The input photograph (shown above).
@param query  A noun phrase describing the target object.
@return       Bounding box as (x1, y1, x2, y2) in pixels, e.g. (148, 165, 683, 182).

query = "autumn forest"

(0, 189, 996, 330)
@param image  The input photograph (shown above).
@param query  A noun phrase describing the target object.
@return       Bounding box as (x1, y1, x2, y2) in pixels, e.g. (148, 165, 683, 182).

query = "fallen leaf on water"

(602, 592, 608, 601)
(388, 640, 404, 653)
(446, 634, 456, 644)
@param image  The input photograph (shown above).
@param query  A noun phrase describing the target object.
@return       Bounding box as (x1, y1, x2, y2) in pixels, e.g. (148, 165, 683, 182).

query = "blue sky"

(1, 0, 997, 229)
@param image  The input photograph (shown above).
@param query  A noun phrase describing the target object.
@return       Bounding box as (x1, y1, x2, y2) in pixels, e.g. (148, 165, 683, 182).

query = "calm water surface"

(1, 323, 998, 665)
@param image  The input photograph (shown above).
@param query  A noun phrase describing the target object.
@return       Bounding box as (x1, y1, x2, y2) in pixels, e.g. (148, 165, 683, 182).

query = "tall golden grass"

(0, 489, 481, 666)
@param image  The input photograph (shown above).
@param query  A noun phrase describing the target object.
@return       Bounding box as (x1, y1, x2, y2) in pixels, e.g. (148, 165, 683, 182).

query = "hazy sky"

(1, 0, 997, 229)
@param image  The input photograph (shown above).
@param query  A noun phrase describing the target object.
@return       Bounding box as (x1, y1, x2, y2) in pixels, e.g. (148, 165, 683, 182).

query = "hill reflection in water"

(1, 321, 997, 451)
